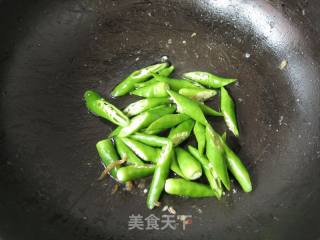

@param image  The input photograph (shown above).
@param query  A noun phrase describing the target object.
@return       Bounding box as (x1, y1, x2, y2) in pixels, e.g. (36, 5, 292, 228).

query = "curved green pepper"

(152, 73, 203, 91)
(221, 87, 239, 137)
(108, 126, 122, 137)
(134, 79, 158, 89)
(147, 141, 173, 209)
(183, 71, 236, 88)
(170, 151, 186, 178)
(96, 139, 120, 179)
(131, 82, 170, 98)
(144, 113, 189, 134)
(178, 87, 217, 101)
(130, 133, 170, 147)
(199, 102, 223, 117)
(117, 164, 155, 183)
(111, 62, 168, 97)
(175, 147, 202, 180)
(188, 145, 222, 198)
(222, 141, 252, 192)
(114, 137, 144, 165)
(118, 105, 176, 137)
(222, 132, 227, 141)
(158, 65, 175, 77)
(165, 178, 216, 198)
(168, 119, 195, 146)
(121, 137, 160, 163)
(206, 125, 230, 190)
(167, 90, 208, 125)
(123, 97, 170, 117)
(193, 121, 206, 155)
(84, 90, 129, 127)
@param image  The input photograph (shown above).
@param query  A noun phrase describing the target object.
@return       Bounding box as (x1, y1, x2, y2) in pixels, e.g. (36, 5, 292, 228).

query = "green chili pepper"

(193, 121, 206, 155)
(206, 125, 230, 190)
(165, 178, 216, 198)
(111, 62, 168, 97)
(222, 141, 252, 192)
(222, 132, 227, 142)
(96, 139, 120, 179)
(84, 90, 129, 127)
(109, 126, 122, 137)
(134, 79, 158, 89)
(123, 97, 170, 117)
(170, 151, 186, 178)
(175, 147, 202, 180)
(168, 119, 195, 146)
(158, 65, 175, 77)
(144, 114, 189, 134)
(131, 82, 170, 98)
(167, 90, 208, 125)
(221, 87, 239, 137)
(199, 102, 223, 117)
(183, 71, 236, 88)
(118, 105, 176, 137)
(121, 137, 160, 163)
(130, 133, 170, 147)
(188, 146, 222, 198)
(178, 88, 217, 102)
(117, 164, 155, 183)
(114, 137, 144, 165)
(152, 73, 203, 91)
(147, 141, 173, 209)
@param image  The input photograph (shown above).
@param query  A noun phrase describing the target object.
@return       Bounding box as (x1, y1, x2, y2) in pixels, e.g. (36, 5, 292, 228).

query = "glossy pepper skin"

(152, 73, 203, 91)
(175, 147, 202, 180)
(193, 121, 206, 155)
(147, 141, 173, 209)
(84, 90, 129, 127)
(221, 87, 239, 137)
(165, 178, 216, 198)
(130, 133, 170, 147)
(167, 90, 208, 125)
(114, 137, 144, 165)
(130, 133, 183, 177)
(206, 125, 230, 190)
(123, 97, 170, 117)
(118, 105, 176, 137)
(199, 102, 223, 117)
(109, 126, 122, 137)
(96, 139, 120, 179)
(144, 114, 189, 134)
(134, 79, 158, 89)
(170, 151, 186, 178)
(168, 119, 195, 146)
(158, 65, 175, 77)
(178, 87, 217, 102)
(188, 146, 222, 198)
(222, 141, 252, 192)
(111, 62, 168, 97)
(117, 164, 155, 183)
(131, 82, 170, 98)
(183, 71, 236, 88)
(222, 132, 227, 142)
(121, 137, 160, 163)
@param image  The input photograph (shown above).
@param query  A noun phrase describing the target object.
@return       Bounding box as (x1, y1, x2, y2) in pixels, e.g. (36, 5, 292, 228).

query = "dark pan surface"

(0, 0, 320, 239)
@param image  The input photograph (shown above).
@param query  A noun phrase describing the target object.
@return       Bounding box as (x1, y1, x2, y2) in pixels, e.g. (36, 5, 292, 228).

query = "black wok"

(0, 0, 320, 239)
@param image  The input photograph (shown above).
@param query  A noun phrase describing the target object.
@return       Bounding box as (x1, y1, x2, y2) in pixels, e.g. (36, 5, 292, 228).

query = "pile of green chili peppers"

(84, 61, 252, 210)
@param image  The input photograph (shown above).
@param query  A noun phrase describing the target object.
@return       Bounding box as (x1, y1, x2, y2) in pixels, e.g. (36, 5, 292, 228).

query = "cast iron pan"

(0, 0, 320, 239)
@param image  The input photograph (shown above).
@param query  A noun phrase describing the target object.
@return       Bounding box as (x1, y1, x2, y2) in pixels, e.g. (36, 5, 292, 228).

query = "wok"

(0, 0, 320, 239)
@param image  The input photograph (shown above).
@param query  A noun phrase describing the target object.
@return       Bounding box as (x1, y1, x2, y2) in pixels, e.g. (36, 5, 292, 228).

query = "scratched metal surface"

(0, 0, 320, 239)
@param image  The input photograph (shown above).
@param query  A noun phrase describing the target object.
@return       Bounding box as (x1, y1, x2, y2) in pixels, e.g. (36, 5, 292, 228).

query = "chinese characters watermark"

(128, 214, 192, 230)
